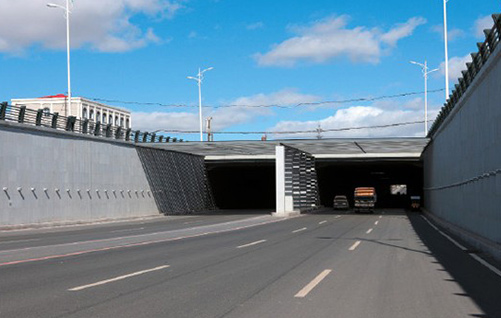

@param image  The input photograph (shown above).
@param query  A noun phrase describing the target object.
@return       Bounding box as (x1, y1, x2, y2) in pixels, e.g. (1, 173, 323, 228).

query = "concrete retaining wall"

(423, 39, 501, 261)
(0, 122, 159, 227)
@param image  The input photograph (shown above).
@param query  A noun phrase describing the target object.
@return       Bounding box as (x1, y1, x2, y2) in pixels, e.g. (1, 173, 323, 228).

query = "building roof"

(40, 94, 67, 98)
(148, 137, 430, 161)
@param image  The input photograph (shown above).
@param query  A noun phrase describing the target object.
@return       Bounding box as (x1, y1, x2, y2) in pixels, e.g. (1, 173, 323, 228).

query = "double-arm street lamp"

(47, 0, 72, 116)
(187, 67, 213, 142)
(443, 0, 450, 101)
(410, 60, 439, 136)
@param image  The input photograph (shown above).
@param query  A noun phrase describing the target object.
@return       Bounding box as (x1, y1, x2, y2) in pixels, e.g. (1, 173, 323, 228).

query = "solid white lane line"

(349, 241, 361, 251)
(319, 221, 327, 225)
(236, 239, 267, 249)
(294, 269, 332, 298)
(420, 216, 467, 251)
(374, 221, 379, 225)
(366, 228, 373, 234)
(421, 215, 501, 277)
(292, 227, 307, 233)
(68, 265, 170, 291)
(110, 227, 145, 233)
(0, 238, 40, 245)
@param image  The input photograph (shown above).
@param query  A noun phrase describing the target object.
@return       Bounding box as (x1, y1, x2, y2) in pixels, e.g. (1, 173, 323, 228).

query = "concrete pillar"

(274, 145, 294, 217)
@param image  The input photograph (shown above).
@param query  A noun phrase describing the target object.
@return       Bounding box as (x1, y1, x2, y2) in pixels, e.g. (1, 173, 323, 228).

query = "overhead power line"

(153, 119, 433, 135)
(86, 88, 444, 109)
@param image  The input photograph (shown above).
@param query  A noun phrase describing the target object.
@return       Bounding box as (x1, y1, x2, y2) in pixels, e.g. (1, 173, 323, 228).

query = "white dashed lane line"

(236, 240, 267, 249)
(319, 221, 327, 225)
(366, 228, 373, 234)
(292, 228, 307, 233)
(349, 241, 361, 251)
(294, 269, 332, 298)
(68, 265, 170, 291)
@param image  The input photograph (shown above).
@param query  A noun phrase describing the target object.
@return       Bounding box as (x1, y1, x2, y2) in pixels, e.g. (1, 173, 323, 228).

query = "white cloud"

(246, 22, 264, 30)
(268, 99, 439, 138)
(439, 54, 472, 82)
(474, 15, 494, 38)
(431, 25, 465, 41)
(0, 0, 183, 54)
(255, 15, 426, 67)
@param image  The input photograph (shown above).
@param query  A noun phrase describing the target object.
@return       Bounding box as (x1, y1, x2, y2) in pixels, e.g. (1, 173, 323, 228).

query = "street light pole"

(443, 0, 450, 101)
(187, 67, 213, 142)
(47, 0, 72, 116)
(410, 60, 439, 136)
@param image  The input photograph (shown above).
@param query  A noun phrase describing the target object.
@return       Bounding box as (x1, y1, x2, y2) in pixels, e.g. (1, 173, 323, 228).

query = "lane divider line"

(366, 228, 373, 234)
(292, 227, 307, 233)
(294, 269, 332, 298)
(349, 241, 361, 251)
(319, 221, 327, 225)
(421, 215, 501, 277)
(110, 227, 145, 234)
(236, 239, 267, 249)
(68, 265, 170, 291)
(0, 238, 41, 245)
(335, 216, 342, 219)
(379, 216, 382, 219)
(374, 221, 379, 225)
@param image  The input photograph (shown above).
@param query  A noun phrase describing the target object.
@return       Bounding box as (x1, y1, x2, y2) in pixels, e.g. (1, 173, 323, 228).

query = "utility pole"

(410, 60, 439, 136)
(206, 117, 213, 142)
(187, 67, 214, 141)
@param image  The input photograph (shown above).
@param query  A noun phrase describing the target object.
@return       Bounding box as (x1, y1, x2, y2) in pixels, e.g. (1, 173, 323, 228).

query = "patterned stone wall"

(136, 147, 216, 215)
(284, 145, 320, 211)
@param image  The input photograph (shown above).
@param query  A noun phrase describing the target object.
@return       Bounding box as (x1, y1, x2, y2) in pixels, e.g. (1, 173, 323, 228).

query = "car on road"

(333, 195, 349, 210)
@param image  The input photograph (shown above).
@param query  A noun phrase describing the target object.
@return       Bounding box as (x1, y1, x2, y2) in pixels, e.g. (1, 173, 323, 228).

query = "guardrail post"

(105, 124, 112, 137)
(125, 128, 131, 141)
(65, 116, 76, 131)
(82, 119, 89, 134)
(94, 122, 101, 136)
(17, 106, 26, 123)
(36, 109, 43, 126)
(51, 113, 59, 129)
(150, 133, 156, 143)
(158, 136, 164, 143)
(115, 126, 122, 139)
(172, 137, 177, 142)
(165, 136, 170, 142)
(142, 132, 148, 143)
(484, 29, 494, 51)
(0, 102, 7, 120)
(134, 130, 140, 142)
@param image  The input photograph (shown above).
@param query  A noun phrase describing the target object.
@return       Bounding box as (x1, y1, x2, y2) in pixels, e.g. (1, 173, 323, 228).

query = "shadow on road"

(407, 212, 501, 318)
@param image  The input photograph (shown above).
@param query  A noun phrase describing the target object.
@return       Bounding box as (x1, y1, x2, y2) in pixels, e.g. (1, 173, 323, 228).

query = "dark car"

(333, 195, 349, 210)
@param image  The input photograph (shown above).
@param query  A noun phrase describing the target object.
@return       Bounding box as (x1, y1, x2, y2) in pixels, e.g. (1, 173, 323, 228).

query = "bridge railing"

(0, 102, 184, 144)
(428, 13, 501, 137)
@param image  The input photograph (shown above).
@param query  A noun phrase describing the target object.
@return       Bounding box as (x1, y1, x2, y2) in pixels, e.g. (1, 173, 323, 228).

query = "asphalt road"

(0, 209, 500, 318)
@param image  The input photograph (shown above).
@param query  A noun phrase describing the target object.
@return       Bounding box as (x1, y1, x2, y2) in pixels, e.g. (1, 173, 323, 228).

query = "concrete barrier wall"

(423, 40, 501, 260)
(0, 122, 159, 227)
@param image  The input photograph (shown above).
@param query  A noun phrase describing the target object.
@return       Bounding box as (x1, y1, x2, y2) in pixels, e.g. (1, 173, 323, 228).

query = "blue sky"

(0, 0, 499, 141)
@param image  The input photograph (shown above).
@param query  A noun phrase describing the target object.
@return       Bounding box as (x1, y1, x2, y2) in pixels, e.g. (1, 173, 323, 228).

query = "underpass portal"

(316, 161, 423, 209)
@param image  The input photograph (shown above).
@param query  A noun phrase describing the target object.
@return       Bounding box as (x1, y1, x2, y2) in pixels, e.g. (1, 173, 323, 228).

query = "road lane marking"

(335, 216, 342, 219)
(421, 215, 501, 277)
(379, 216, 382, 219)
(294, 269, 332, 298)
(374, 221, 379, 225)
(236, 239, 267, 249)
(0, 238, 40, 245)
(366, 228, 373, 234)
(68, 265, 170, 291)
(292, 227, 307, 233)
(110, 227, 145, 233)
(349, 241, 361, 251)
(319, 221, 327, 225)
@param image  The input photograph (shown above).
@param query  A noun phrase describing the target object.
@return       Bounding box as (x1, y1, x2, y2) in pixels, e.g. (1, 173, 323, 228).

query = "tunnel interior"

(206, 160, 423, 211)
(207, 162, 276, 210)
(316, 161, 423, 209)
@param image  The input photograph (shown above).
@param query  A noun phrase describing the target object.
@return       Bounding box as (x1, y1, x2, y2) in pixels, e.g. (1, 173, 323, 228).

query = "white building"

(11, 94, 132, 129)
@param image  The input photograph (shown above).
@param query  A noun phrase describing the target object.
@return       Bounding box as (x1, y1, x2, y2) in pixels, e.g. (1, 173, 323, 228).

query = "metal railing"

(428, 13, 501, 137)
(0, 102, 184, 144)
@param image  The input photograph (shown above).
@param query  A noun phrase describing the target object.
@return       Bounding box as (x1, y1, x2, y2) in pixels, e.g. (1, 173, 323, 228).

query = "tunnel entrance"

(207, 162, 275, 210)
(316, 161, 423, 209)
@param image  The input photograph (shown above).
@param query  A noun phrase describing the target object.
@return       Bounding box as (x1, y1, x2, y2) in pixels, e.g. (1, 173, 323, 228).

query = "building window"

(102, 113, 107, 124)
(96, 111, 101, 123)
(120, 117, 124, 127)
(43, 107, 51, 117)
(109, 115, 113, 125)
(82, 108, 87, 119)
(115, 116, 119, 126)
(90, 110, 94, 120)
(126, 118, 130, 129)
